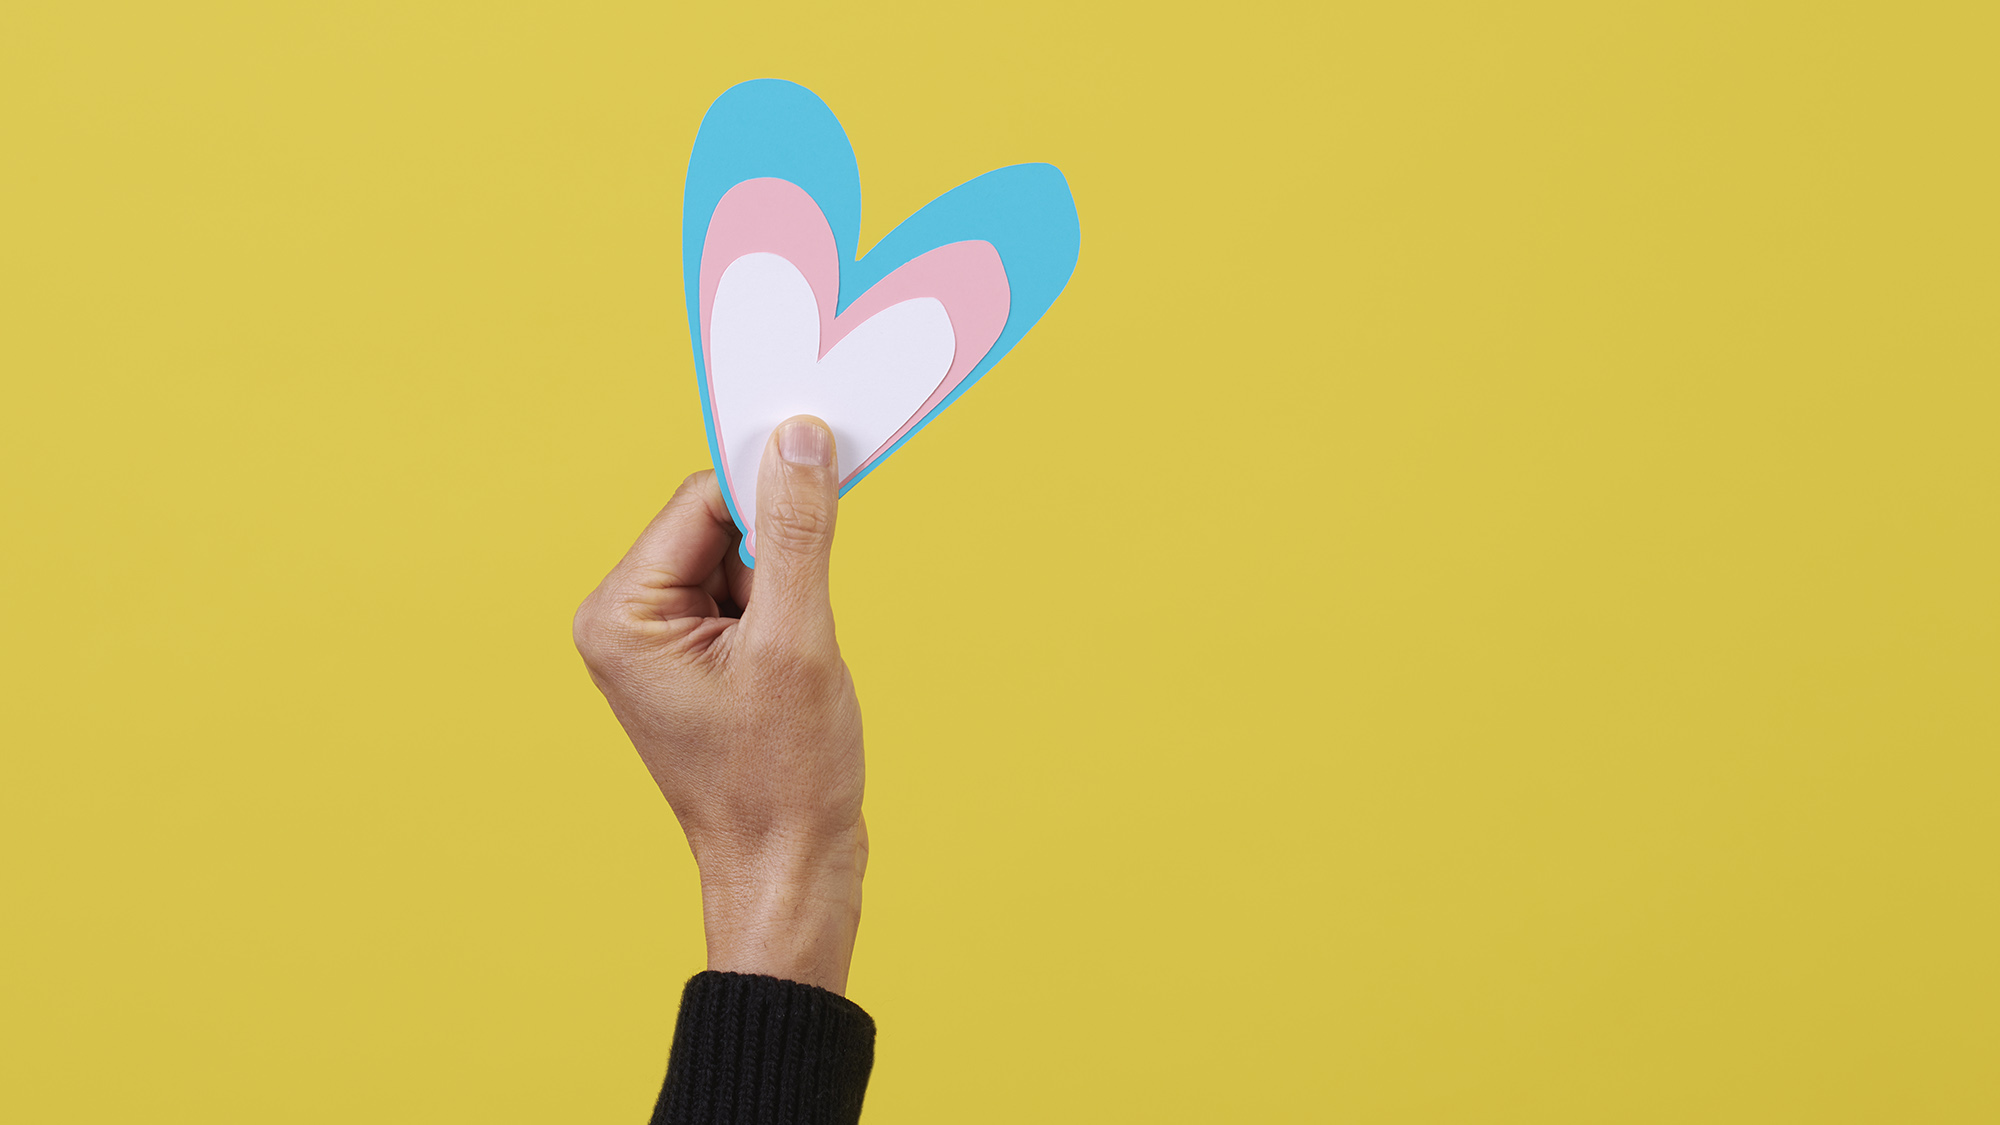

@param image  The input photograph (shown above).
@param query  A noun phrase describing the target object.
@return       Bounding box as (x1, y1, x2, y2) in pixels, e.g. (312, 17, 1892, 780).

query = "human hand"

(573, 416, 865, 994)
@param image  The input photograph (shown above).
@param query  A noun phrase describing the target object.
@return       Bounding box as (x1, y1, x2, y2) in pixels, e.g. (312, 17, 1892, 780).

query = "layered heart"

(698, 179, 1010, 559)
(682, 80, 1080, 565)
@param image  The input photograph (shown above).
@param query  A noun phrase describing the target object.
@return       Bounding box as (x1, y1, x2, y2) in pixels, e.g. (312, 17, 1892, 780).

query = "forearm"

(697, 824, 867, 995)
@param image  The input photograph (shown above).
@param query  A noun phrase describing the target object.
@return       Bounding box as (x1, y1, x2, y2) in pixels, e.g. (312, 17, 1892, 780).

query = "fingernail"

(779, 420, 833, 467)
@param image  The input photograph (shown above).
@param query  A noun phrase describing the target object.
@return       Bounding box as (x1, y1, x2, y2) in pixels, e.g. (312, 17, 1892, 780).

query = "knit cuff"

(650, 971, 876, 1125)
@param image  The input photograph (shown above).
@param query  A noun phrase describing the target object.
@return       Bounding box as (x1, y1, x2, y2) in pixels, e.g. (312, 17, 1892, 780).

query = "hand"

(573, 416, 866, 995)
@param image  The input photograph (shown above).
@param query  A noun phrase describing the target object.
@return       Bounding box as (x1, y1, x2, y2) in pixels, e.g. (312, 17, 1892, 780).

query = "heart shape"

(683, 80, 1081, 564)
(700, 178, 1011, 558)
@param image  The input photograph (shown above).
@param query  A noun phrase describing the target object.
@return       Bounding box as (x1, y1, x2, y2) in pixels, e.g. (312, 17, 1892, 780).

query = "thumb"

(743, 415, 840, 648)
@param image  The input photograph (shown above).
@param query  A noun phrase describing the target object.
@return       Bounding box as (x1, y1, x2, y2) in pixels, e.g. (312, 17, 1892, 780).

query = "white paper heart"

(709, 251, 957, 555)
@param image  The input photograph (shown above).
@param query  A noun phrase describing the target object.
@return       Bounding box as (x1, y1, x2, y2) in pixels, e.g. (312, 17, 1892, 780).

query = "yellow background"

(3, 2, 1995, 1121)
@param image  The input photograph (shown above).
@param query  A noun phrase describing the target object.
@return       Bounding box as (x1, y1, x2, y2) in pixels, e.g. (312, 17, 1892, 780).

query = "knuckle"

(571, 596, 603, 655)
(762, 496, 833, 550)
(571, 592, 627, 671)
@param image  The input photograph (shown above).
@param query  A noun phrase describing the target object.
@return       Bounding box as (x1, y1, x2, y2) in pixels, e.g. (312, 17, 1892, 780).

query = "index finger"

(612, 470, 741, 590)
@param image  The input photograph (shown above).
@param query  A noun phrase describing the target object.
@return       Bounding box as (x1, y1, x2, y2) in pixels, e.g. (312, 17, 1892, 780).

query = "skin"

(573, 415, 866, 994)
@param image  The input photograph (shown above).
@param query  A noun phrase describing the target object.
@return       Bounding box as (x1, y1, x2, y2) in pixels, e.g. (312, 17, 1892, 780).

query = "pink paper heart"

(698, 178, 1011, 554)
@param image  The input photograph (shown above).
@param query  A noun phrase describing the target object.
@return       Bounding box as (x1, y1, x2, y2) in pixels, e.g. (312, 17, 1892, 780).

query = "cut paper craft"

(684, 79, 1081, 564)
(710, 253, 958, 548)
(701, 180, 1010, 557)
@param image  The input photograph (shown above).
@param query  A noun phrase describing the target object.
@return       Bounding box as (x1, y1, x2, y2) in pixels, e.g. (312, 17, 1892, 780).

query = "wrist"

(694, 822, 867, 995)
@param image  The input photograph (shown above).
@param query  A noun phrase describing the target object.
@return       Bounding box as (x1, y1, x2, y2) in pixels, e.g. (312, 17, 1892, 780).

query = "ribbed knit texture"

(650, 971, 876, 1125)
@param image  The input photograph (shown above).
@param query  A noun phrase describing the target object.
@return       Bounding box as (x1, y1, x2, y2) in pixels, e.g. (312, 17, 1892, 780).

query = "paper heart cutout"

(700, 179, 1011, 557)
(683, 79, 1081, 565)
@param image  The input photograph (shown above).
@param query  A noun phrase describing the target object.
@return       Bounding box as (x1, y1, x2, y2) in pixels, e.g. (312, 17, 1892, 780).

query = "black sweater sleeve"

(649, 971, 876, 1125)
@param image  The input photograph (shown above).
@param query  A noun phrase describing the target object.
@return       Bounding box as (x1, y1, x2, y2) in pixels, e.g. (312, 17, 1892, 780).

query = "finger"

(741, 416, 839, 650)
(698, 558, 731, 606)
(700, 525, 747, 616)
(612, 470, 739, 591)
(724, 544, 754, 611)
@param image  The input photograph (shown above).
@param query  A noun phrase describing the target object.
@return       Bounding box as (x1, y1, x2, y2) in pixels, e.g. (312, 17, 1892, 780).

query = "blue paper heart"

(682, 79, 1081, 556)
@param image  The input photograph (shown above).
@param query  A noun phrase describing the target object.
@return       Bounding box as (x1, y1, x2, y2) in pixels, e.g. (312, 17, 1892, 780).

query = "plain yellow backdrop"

(3, 2, 1995, 1121)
